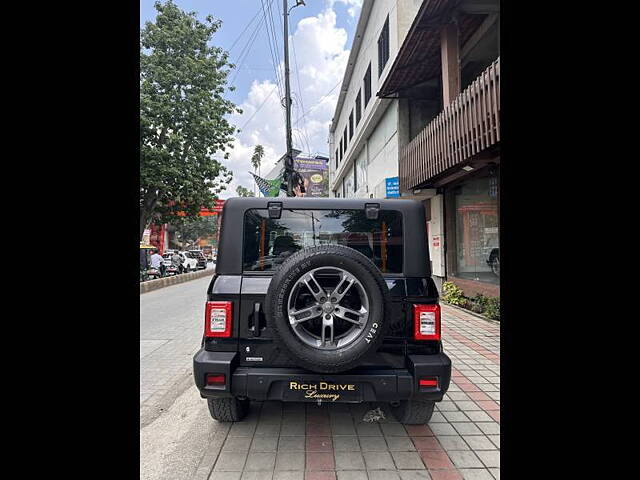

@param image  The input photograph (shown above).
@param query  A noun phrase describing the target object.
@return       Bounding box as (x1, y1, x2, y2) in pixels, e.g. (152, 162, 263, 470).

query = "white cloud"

(218, 6, 351, 199)
(327, 0, 363, 18)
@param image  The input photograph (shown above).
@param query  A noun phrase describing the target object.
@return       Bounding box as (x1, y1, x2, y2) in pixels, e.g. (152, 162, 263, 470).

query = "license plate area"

(282, 380, 363, 403)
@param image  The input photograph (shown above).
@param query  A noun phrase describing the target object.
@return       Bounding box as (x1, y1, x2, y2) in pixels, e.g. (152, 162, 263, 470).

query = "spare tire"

(265, 244, 391, 373)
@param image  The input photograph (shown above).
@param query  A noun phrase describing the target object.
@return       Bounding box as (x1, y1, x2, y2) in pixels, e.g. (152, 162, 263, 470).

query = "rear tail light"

(206, 374, 226, 386)
(413, 304, 441, 340)
(205, 301, 232, 337)
(419, 377, 438, 387)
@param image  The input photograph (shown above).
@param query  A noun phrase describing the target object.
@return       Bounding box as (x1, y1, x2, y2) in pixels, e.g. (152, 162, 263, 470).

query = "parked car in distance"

(189, 250, 208, 269)
(178, 251, 199, 272)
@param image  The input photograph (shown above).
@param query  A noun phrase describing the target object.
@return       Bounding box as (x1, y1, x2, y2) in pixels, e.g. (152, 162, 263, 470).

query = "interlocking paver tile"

(229, 422, 258, 437)
(334, 451, 366, 470)
(463, 411, 493, 422)
(486, 435, 499, 449)
(476, 423, 499, 436)
(363, 451, 396, 470)
(405, 425, 434, 436)
(411, 436, 443, 451)
(436, 436, 469, 451)
(279, 436, 306, 452)
(369, 470, 402, 480)
(446, 450, 483, 469)
(428, 470, 463, 480)
(488, 468, 499, 479)
(223, 436, 253, 452)
(306, 452, 335, 471)
(252, 435, 280, 452)
(307, 436, 333, 452)
(429, 423, 458, 436)
(475, 450, 500, 468)
(381, 423, 408, 436)
(273, 471, 304, 480)
(305, 472, 337, 480)
(355, 423, 383, 436)
(275, 451, 305, 471)
(245, 452, 277, 471)
(333, 436, 360, 451)
(386, 436, 416, 451)
(307, 423, 332, 436)
(214, 452, 248, 471)
(391, 451, 426, 470)
(461, 436, 495, 451)
(358, 436, 388, 451)
(281, 423, 306, 436)
(458, 468, 494, 480)
(451, 423, 482, 436)
(418, 450, 455, 470)
(241, 471, 274, 480)
(442, 412, 470, 423)
(336, 471, 367, 480)
(398, 471, 432, 480)
(331, 422, 357, 435)
(256, 423, 282, 436)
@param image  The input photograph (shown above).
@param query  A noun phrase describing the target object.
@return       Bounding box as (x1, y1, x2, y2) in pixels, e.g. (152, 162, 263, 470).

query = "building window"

(343, 127, 348, 154)
(378, 16, 389, 77)
(349, 111, 354, 141)
(355, 90, 362, 126)
(449, 171, 500, 285)
(339, 139, 343, 162)
(364, 63, 371, 107)
(335, 148, 338, 169)
(353, 162, 357, 192)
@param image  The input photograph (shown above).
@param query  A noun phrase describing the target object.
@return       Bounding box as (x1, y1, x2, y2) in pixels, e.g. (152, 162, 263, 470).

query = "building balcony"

(399, 57, 500, 192)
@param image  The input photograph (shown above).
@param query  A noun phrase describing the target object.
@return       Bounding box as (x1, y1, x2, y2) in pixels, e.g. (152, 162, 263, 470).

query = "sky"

(140, 0, 364, 199)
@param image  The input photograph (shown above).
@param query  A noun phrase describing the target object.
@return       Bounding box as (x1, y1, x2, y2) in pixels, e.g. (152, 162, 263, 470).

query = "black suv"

(193, 198, 451, 424)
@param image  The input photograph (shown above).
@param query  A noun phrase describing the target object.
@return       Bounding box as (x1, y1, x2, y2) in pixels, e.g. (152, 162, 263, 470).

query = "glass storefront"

(451, 171, 499, 285)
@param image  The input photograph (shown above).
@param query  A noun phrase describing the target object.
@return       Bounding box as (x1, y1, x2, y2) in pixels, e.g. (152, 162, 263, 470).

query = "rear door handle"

(251, 302, 261, 337)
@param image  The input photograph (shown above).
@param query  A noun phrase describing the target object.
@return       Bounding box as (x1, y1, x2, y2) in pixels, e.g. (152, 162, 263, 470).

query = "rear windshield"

(243, 209, 403, 273)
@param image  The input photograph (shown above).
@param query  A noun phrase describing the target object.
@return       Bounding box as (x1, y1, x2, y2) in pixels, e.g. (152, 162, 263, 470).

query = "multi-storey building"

(329, 0, 500, 296)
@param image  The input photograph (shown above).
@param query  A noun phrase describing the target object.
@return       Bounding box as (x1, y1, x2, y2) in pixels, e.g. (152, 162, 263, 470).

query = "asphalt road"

(140, 271, 221, 480)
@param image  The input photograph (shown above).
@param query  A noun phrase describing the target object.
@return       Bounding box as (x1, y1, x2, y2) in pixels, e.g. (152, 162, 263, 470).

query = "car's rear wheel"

(207, 397, 250, 422)
(391, 399, 435, 424)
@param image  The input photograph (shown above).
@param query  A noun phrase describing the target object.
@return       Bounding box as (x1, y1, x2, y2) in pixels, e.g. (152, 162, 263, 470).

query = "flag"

(250, 172, 283, 197)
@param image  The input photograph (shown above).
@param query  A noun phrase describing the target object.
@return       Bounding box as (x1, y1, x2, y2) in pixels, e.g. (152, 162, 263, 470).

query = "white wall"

(428, 195, 445, 278)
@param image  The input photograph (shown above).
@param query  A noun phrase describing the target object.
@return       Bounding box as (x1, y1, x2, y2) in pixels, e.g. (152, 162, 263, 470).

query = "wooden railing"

(400, 57, 500, 191)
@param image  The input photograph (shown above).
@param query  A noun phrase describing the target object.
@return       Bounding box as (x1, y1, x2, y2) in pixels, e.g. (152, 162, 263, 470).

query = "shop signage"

(385, 177, 400, 198)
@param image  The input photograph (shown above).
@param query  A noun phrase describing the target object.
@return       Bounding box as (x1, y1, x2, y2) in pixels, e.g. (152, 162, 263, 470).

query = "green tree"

(174, 216, 218, 248)
(236, 185, 255, 197)
(140, 1, 239, 239)
(251, 144, 265, 195)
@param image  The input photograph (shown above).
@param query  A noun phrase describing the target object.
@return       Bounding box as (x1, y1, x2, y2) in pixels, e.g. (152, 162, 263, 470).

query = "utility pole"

(283, 0, 305, 196)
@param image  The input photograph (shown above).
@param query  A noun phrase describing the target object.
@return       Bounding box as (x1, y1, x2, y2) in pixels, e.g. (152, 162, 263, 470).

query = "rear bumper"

(193, 350, 451, 403)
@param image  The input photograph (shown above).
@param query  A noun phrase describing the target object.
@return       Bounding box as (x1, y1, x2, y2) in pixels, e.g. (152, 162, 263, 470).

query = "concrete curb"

(441, 301, 501, 324)
(139, 268, 213, 294)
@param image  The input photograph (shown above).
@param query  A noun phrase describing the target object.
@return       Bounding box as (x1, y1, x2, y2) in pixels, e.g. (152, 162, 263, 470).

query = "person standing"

(150, 249, 165, 277)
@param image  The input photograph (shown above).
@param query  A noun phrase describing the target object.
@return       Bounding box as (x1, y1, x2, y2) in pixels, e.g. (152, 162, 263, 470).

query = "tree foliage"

(236, 185, 255, 197)
(140, 0, 239, 239)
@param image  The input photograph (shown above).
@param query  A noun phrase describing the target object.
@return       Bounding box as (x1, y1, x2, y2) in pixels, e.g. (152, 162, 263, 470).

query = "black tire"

(186, 265, 191, 273)
(391, 399, 435, 424)
(265, 244, 391, 374)
(207, 397, 250, 422)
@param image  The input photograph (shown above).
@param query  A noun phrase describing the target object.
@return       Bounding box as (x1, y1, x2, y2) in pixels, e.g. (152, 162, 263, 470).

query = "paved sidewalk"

(194, 304, 500, 480)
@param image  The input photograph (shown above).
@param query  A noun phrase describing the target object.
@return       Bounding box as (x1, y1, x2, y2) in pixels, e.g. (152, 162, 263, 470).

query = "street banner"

(293, 156, 328, 197)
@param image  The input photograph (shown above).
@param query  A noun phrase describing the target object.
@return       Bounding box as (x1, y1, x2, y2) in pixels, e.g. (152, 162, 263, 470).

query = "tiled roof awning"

(378, 0, 487, 98)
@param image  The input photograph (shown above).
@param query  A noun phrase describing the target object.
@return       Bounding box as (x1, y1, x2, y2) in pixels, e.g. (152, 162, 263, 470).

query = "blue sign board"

(385, 177, 400, 198)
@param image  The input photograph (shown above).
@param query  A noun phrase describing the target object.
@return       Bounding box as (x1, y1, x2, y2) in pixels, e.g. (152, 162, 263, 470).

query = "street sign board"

(385, 177, 400, 198)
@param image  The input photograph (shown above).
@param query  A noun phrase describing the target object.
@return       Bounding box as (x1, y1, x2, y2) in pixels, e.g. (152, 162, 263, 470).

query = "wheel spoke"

(331, 272, 356, 303)
(303, 273, 325, 302)
(289, 304, 322, 325)
(321, 315, 334, 347)
(333, 306, 367, 326)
